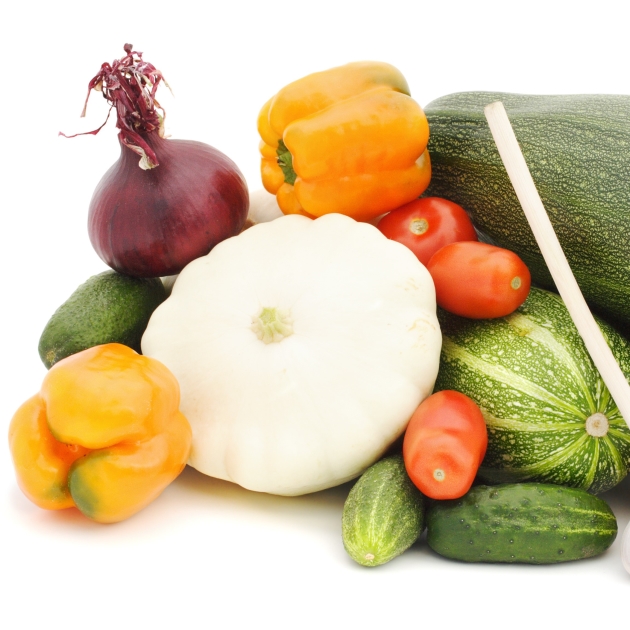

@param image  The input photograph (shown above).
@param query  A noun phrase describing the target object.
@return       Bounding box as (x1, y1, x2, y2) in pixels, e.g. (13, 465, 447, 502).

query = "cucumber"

(424, 92, 630, 331)
(426, 483, 618, 564)
(342, 454, 425, 567)
(38, 270, 167, 368)
(435, 287, 630, 493)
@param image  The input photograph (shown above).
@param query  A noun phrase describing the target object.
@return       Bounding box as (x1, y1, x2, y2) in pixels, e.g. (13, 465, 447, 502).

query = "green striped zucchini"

(434, 287, 630, 493)
(426, 483, 618, 564)
(424, 92, 630, 331)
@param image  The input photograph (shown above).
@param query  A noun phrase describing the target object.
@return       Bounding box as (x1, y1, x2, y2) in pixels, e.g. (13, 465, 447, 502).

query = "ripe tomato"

(403, 390, 487, 500)
(376, 197, 477, 266)
(427, 241, 531, 319)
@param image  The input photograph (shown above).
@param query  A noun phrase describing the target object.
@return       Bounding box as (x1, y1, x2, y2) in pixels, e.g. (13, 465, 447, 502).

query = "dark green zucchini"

(424, 92, 630, 331)
(426, 483, 617, 564)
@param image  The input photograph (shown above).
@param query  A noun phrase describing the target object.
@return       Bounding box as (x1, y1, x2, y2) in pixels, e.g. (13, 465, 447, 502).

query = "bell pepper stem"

(276, 139, 297, 185)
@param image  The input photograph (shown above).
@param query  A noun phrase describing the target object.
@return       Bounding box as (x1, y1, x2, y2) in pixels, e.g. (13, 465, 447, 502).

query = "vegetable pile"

(8, 46, 630, 573)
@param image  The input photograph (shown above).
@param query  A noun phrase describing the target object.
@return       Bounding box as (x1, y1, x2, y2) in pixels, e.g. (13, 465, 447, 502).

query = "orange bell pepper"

(258, 61, 431, 222)
(8, 343, 191, 523)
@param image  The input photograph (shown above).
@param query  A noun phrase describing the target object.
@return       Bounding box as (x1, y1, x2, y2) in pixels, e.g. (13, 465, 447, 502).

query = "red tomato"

(403, 390, 487, 500)
(376, 197, 478, 266)
(427, 241, 531, 319)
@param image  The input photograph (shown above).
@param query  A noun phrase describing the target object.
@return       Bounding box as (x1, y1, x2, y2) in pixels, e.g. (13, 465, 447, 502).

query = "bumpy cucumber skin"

(342, 455, 425, 567)
(426, 483, 617, 564)
(435, 287, 630, 494)
(424, 92, 630, 332)
(38, 271, 167, 369)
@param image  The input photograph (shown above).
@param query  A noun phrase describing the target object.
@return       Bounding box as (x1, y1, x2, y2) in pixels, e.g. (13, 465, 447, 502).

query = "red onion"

(66, 44, 249, 278)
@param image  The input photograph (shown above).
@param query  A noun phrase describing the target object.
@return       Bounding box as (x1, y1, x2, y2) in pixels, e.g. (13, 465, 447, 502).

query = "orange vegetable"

(377, 197, 478, 266)
(427, 241, 531, 319)
(258, 62, 431, 222)
(8, 343, 191, 523)
(403, 390, 487, 500)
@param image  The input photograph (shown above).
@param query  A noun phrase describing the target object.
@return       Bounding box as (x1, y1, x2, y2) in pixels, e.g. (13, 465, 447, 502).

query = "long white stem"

(484, 101, 630, 428)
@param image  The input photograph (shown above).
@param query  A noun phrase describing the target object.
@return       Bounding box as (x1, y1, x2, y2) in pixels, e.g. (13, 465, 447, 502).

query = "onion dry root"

(65, 44, 249, 278)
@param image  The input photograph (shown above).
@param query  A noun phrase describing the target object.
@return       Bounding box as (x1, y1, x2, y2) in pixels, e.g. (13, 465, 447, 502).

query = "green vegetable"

(435, 287, 630, 493)
(342, 454, 425, 567)
(38, 270, 167, 368)
(426, 483, 617, 564)
(424, 92, 630, 331)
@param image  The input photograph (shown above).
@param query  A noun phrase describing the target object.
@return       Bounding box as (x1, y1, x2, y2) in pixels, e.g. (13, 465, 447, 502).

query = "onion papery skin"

(88, 132, 249, 278)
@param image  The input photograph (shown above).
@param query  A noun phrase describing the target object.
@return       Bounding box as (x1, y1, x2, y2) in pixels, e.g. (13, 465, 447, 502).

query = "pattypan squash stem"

(251, 307, 294, 344)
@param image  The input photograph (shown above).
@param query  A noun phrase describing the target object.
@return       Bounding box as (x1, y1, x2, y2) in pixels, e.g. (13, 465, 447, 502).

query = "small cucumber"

(426, 483, 617, 564)
(342, 454, 425, 567)
(38, 270, 167, 369)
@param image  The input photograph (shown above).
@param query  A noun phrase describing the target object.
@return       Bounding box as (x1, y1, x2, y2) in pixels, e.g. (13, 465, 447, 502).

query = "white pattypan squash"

(141, 214, 441, 495)
(246, 188, 283, 226)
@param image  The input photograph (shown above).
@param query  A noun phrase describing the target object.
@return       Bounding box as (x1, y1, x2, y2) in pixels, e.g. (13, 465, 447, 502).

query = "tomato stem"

(410, 218, 429, 235)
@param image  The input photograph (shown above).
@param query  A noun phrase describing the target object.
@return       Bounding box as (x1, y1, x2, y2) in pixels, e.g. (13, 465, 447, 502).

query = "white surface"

(2, 1, 629, 628)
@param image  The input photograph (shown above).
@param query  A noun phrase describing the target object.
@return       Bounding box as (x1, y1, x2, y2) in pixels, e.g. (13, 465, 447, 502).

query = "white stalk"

(484, 101, 630, 429)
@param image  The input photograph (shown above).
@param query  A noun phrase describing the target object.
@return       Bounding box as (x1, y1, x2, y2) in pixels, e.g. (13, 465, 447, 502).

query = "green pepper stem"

(277, 139, 297, 186)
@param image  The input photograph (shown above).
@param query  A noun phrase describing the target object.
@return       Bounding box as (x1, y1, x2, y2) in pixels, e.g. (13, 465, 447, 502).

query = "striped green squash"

(424, 92, 630, 331)
(434, 287, 630, 494)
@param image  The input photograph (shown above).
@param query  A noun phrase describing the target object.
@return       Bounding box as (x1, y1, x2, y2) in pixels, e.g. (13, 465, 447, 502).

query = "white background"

(2, 1, 629, 628)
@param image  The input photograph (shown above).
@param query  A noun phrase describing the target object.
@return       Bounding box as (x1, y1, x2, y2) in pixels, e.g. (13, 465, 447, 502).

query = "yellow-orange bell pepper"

(8, 343, 191, 524)
(258, 61, 431, 222)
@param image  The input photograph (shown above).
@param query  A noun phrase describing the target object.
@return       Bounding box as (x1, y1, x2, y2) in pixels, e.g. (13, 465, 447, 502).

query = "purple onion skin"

(88, 132, 249, 278)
